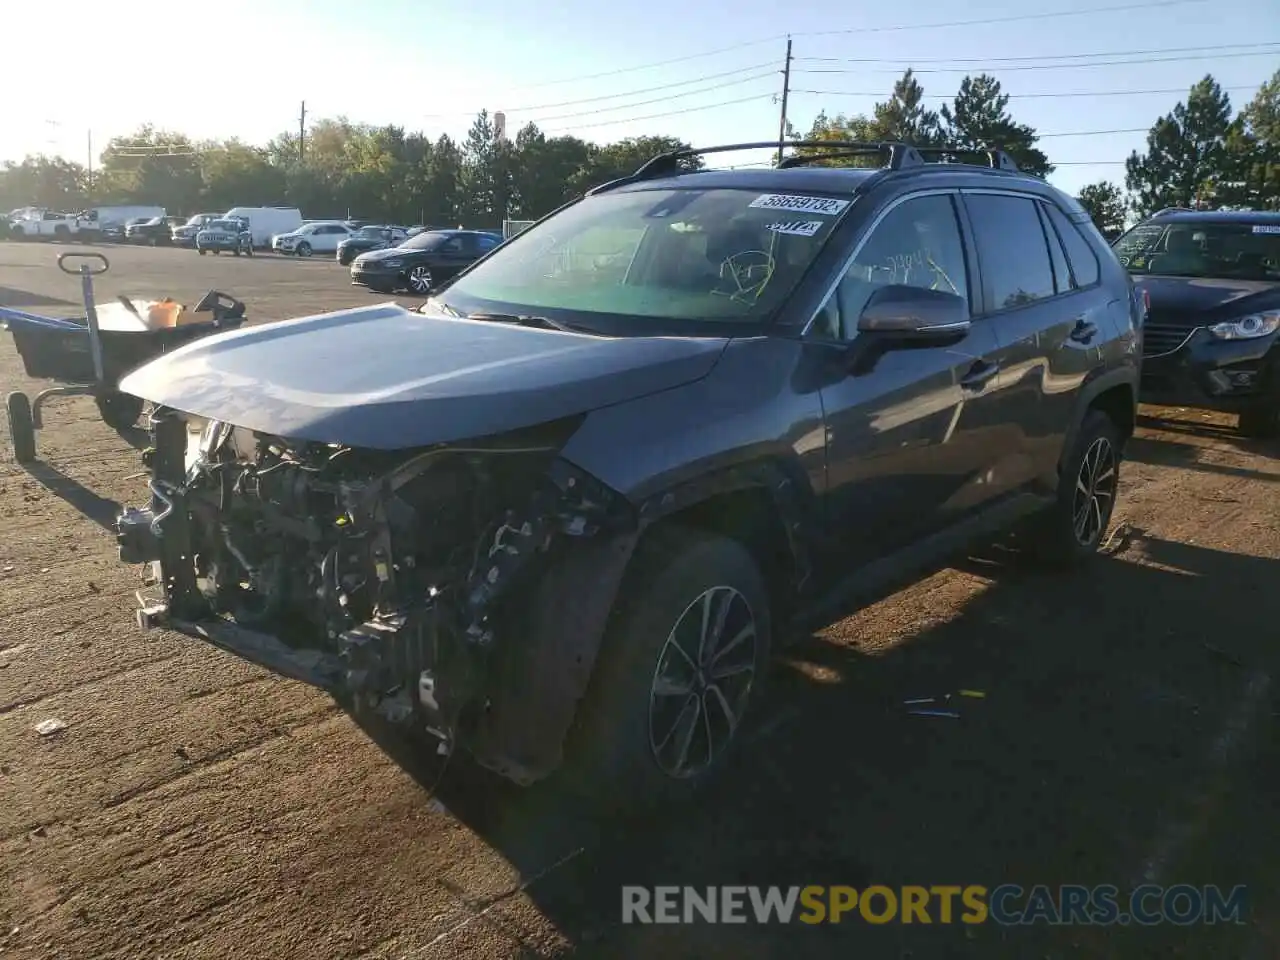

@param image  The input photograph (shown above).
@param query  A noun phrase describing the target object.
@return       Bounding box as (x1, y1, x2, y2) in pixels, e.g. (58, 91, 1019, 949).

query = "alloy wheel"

(1072, 436, 1117, 546)
(648, 585, 758, 780)
(408, 266, 433, 294)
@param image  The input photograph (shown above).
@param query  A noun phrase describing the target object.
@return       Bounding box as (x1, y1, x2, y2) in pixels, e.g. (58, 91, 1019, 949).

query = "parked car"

(273, 220, 353, 256)
(224, 206, 303, 249)
(172, 213, 222, 248)
(113, 140, 1140, 807)
(1115, 208, 1280, 437)
(126, 215, 184, 245)
(336, 224, 409, 265)
(195, 217, 253, 256)
(77, 205, 167, 243)
(350, 229, 502, 294)
(7, 209, 88, 240)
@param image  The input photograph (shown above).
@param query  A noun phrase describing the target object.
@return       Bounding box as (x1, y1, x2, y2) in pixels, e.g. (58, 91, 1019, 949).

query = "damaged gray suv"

(115, 141, 1142, 805)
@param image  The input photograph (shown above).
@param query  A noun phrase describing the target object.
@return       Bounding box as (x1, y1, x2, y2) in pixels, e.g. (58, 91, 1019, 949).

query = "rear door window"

(1043, 202, 1101, 287)
(964, 194, 1057, 311)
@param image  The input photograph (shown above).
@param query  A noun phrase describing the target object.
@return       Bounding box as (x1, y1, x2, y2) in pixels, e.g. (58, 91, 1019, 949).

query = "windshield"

(208, 220, 241, 231)
(1114, 220, 1280, 281)
(188, 214, 214, 226)
(401, 231, 448, 251)
(354, 226, 387, 239)
(436, 187, 847, 324)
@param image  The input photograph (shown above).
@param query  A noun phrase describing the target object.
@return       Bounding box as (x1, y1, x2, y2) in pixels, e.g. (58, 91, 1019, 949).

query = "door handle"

(1069, 319, 1099, 344)
(960, 360, 1000, 390)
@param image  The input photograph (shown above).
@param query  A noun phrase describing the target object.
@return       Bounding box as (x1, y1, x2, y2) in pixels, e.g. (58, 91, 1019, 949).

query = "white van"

(223, 207, 303, 249)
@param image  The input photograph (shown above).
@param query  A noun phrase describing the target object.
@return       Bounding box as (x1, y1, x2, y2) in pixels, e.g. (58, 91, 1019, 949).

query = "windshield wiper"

(466, 312, 593, 334)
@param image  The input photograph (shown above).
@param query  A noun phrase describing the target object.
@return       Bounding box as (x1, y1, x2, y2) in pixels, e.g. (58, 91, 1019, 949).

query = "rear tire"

(6, 392, 36, 464)
(561, 527, 772, 812)
(1028, 409, 1122, 567)
(96, 392, 145, 432)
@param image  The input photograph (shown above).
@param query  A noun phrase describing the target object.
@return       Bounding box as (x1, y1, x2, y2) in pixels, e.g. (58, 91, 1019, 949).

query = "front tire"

(6, 392, 36, 463)
(1028, 409, 1122, 566)
(407, 265, 433, 294)
(96, 392, 145, 431)
(296, 241, 312, 257)
(562, 527, 772, 810)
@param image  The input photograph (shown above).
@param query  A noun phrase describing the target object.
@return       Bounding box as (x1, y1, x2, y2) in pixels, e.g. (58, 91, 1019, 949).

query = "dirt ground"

(1, 240, 1278, 959)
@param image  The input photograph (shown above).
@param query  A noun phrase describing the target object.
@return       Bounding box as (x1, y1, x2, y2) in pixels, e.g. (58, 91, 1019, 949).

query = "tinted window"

(965, 194, 1056, 310)
(1037, 203, 1073, 294)
(476, 235, 500, 251)
(1044, 203, 1101, 287)
(832, 193, 969, 339)
(440, 237, 465, 253)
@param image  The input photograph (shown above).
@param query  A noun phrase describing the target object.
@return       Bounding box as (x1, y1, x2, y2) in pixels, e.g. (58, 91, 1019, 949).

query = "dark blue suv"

(1114, 208, 1280, 437)
(115, 141, 1141, 806)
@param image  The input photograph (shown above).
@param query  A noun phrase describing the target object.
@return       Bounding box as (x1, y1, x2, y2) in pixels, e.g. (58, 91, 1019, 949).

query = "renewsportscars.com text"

(621, 884, 1248, 926)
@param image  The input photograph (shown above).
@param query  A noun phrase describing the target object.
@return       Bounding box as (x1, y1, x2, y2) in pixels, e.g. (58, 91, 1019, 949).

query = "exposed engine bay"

(117, 407, 637, 783)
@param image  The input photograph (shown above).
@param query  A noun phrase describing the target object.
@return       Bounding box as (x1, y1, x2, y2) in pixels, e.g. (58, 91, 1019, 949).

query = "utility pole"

(299, 100, 307, 163)
(776, 36, 793, 168)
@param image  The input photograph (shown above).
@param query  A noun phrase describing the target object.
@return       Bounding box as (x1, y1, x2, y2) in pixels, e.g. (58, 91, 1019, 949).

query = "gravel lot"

(2, 241, 1278, 959)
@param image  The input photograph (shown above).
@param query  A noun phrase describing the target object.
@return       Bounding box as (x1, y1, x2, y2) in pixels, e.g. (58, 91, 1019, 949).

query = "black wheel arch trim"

(466, 457, 812, 784)
(1060, 365, 1139, 474)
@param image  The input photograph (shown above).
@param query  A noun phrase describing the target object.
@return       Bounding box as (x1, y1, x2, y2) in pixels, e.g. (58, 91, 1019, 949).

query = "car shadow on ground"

(1126, 434, 1279, 481)
(0, 286, 78, 309)
(18, 461, 123, 532)
(348, 533, 1279, 958)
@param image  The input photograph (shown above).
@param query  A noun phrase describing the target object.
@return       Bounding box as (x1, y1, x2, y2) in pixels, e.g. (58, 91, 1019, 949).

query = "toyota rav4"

(113, 140, 1142, 805)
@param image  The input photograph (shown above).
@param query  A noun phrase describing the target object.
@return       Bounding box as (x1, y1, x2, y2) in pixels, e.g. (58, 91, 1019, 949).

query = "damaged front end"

(116, 406, 639, 784)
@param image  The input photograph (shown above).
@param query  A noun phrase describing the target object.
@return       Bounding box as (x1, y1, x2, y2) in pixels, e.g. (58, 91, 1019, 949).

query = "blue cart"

(2, 252, 246, 463)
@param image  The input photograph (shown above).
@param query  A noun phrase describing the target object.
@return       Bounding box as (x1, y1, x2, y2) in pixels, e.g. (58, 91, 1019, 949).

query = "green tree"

(1219, 69, 1280, 210)
(1076, 181, 1128, 238)
(1125, 75, 1234, 216)
(0, 155, 89, 211)
(510, 124, 593, 218)
(868, 69, 944, 145)
(940, 74, 1052, 177)
(568, 135, 699, 193)
(97, 126, 203, 212)
(201, 140, 286, 210)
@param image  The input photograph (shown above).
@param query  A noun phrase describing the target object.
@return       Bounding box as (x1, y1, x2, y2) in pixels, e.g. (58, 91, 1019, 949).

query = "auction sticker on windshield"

(749, 194, 850, 216)
(766, 220, 825, 237)
(1252, 225, 1280, 234)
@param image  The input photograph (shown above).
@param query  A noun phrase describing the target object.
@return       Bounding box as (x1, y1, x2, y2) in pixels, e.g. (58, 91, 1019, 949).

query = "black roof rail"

(587, 140, 1020, 195)
(905, 146, 1020, 172)
(1150, 206, 1197, 218)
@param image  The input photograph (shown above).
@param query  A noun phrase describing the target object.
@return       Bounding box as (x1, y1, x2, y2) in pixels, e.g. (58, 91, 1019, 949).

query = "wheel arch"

(466, 459, 812, 785)
(1060, 367, 1138, 476)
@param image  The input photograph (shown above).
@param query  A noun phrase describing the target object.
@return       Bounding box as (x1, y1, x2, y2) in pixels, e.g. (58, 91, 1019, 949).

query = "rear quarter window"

(1044, 203, 1101, 287)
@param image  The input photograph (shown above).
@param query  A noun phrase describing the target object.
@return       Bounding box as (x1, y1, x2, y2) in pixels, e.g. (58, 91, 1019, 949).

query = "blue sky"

(5, 0, 1277, 196)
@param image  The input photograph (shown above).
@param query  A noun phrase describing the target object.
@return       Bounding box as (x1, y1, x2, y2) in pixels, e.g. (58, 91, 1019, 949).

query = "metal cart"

(2, 252, 246, 463)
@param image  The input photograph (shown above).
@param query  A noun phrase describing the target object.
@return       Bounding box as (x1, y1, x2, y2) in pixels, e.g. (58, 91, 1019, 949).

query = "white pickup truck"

(7, 209, 87, 240)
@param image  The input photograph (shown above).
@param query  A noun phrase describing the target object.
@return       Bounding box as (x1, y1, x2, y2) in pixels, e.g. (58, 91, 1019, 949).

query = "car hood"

(1137, 275, 1280, 319)
(119, 302, 730, 449)
(356, 246, 419, 263)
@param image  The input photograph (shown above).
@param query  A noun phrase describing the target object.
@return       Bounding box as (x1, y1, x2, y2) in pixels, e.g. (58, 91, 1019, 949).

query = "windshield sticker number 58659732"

(749, 194, 850, 216)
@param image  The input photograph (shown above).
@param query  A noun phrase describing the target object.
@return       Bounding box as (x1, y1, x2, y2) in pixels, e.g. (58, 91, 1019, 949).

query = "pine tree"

(940, 74, 1052, 178)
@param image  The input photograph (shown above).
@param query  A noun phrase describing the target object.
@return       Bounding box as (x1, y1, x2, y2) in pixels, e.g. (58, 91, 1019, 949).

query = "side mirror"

(856, 284, 970, 343)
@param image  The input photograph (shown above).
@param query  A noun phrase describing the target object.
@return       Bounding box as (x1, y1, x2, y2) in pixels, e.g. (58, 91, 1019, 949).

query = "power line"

(488, 0, 1209, 92)
(788, 84, 1264, 101)
(425, 63, 778, 119)
(792, 49, 1280, 75)
(541, 93, 776, 134)
(793, 40, 1280, 65)
(522, 71, 779, 125)
(790, 0, 1208, 38)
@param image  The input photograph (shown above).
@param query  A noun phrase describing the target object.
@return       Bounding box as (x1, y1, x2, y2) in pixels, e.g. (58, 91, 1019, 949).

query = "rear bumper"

(1139, 328, 1278, 411)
